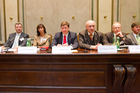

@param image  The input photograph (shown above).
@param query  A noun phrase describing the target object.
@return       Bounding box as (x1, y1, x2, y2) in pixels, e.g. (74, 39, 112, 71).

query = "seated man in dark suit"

(52, 21, 78, 49)
(79, 20, 107, 50)
(4, 23, 29, 49)
(125, 22, 140, 45)
(105, 22, 127, 45)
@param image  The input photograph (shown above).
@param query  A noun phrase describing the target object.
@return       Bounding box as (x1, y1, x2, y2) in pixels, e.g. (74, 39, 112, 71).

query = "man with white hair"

(79, 20, 107, 50)
(105, 22, 127, 45)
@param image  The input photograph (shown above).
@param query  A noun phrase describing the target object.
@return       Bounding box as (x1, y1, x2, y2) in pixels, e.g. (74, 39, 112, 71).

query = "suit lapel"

(68, 32, 71, 45)
(10, 33, 16, 45)
(110, 32, 114, 43)
(59, 32, 63, 44)
(130, 33, 138, 45)
(85, 31, 91, 44)
(93, 31, 99, 45)
(18, 33, 23, 45)
(10, 33, 16, 41)
(37, 36, 41, 44)
(19, 32, 23, 39)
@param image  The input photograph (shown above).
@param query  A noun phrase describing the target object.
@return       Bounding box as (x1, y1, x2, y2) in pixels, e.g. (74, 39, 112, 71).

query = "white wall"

(98, 0, 112, 33)
(0, 0, 1, 41)
(1, 0, 140, 42)
(120, 0, 140, 33)
(24, 0, 92, 38)
(0, 0, 5, 42)
(5, 0, 18, 39)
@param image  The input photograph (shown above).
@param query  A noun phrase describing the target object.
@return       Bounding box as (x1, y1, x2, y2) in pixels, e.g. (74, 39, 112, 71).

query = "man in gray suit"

(4, 23, 29, 48)
(105, 22, 127, 45)
(125, 22, 140, 45)
(52, 21, 78, 49)
(79, 20, 107, 50)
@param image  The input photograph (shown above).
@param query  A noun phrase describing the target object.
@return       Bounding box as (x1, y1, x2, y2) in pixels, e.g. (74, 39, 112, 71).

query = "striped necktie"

(89, 33, 93, 40)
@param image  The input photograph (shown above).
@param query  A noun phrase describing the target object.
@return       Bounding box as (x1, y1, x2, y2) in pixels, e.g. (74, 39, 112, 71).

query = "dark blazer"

(105, 32, 127, 45)
(52, 31, 78, 49)
(4, 32, 29, 48)
(79, 30, 107, 49)
(125, 32, 140, 45)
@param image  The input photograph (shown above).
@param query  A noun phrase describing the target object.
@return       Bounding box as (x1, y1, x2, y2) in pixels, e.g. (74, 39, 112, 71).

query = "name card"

(52, 46, 72, 54)
(18, 47, 37, 54)
(0, 47, 1, 53)
(128, 45, 140, 53)
(98, 45, 117, 53)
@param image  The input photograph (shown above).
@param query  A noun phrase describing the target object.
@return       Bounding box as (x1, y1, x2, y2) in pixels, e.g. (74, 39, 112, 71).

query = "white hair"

(85, 20, 96, 27)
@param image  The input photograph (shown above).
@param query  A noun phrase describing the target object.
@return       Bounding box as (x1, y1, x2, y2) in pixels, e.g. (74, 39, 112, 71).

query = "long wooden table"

(0, 49, 139, 93)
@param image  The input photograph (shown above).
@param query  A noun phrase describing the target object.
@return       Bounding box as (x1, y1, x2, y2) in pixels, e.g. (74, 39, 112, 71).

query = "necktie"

(63, 35, 66, 44)
(136, 35, 140, 45)
(89, 33, 93, 40)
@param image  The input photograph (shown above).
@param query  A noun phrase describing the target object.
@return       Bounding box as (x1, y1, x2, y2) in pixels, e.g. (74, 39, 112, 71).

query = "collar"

(16, 32, 21, 36)
(88, 32, 94, 36)
(63, 32, 69, 37)
(113, 33, 116, 37)
(133, 32, 138, 39)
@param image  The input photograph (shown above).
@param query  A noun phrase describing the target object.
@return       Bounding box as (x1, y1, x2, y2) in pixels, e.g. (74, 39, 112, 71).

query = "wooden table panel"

(0, 49, 139, 93)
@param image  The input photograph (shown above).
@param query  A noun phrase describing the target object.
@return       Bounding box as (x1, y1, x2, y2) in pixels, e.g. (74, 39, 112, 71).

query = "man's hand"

(62, 43, 68, 46)
(57, 44, 62, 47)
(90, 43, 102, 50)
(116, 32, 124, 37)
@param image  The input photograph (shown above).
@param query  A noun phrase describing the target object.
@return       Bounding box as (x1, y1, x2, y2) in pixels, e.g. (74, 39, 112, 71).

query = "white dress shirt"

(12, 33, 21, 48)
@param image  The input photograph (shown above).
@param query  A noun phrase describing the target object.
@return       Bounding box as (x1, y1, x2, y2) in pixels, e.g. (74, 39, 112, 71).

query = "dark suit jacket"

(105, 32, 127, 45)
(79, 30, 107, 49)
(125, 32, 140, 45)
(4, 32, 29, 48)
(52, 31, 78, 49)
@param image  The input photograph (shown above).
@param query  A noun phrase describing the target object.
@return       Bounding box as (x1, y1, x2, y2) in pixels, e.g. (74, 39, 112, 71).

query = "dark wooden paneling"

(131, 65, 140, 93)
(0, 50, 140, 93)
(0, 88, 107, 93)
(0, 71, 105, 86)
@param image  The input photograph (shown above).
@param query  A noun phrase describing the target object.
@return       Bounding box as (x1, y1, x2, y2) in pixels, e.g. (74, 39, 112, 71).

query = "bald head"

(85, 20, 96, 33)
(112, 22, 121, 27)
(85, 20, 96, 26)
(112, 22, 121, 34)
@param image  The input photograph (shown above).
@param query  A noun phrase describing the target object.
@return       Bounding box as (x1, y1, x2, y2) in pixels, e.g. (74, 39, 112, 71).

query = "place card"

(0, 47, 1, 53)
(18, 47, 37, 54)
(128, 45, 140, 53)
(52, 46, 72, 54)
(98, 45, 117, 53)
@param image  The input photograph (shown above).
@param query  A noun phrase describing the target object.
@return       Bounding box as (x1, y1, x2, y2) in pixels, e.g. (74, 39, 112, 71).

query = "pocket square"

(20, 37, 24, 41)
